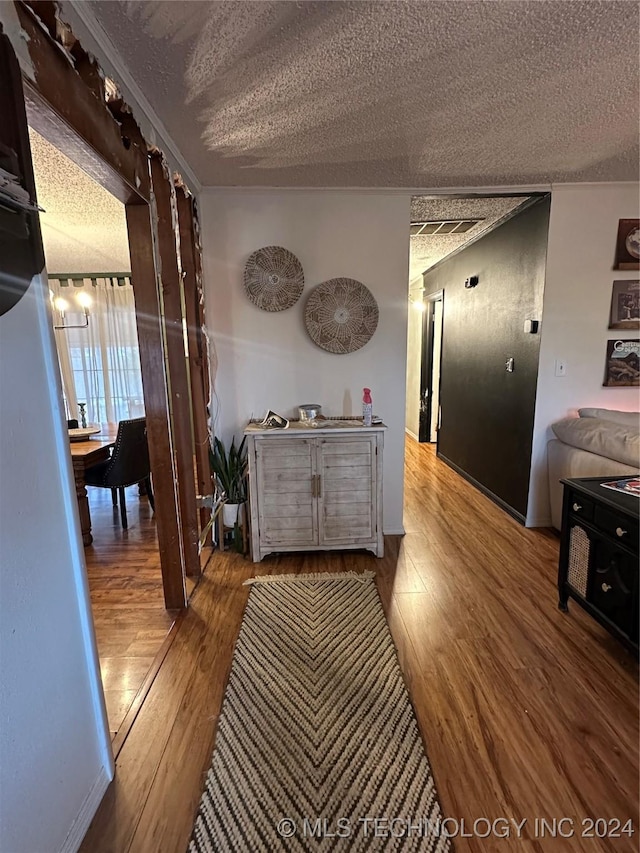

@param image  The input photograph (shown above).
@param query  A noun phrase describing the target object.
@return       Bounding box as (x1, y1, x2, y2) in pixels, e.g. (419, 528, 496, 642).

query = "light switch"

(555, 360, 567, 377)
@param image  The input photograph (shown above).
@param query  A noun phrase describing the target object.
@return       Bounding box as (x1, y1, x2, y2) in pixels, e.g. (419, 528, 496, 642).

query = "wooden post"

(125, 202, 187, 609)
(176, 188, 212, 545)
(150, 155, 200, 578)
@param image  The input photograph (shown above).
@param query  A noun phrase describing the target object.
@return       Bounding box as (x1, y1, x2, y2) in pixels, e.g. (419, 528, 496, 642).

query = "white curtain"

(51, 276, 144, 427)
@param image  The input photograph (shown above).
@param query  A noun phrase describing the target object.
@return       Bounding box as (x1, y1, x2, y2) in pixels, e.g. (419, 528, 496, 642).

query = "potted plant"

(209, 435, 248, 550)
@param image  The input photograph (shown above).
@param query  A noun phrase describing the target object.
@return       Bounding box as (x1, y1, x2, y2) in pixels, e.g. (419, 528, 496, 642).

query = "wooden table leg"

(72, 458, 93, 546)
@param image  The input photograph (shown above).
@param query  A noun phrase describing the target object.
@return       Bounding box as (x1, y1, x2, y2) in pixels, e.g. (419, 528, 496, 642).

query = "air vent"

(410, 219, 482, 236)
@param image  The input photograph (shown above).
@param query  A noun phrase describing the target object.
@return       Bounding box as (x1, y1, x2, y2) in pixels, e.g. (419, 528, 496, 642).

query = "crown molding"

(63, 0, 201, 195)
(200, 184, 551, 195)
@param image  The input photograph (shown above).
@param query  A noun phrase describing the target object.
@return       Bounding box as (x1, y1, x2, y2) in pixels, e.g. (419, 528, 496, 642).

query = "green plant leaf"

(209, 433, 248, 502)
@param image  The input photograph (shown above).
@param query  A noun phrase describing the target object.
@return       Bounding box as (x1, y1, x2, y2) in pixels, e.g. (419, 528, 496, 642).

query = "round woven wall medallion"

(304, 278, 379, 354)
(244, 246, 304, 311)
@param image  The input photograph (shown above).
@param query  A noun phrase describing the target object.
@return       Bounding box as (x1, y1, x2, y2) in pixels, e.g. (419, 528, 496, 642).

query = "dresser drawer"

(566, 491, 594, 522)
(588, 538, 637, 637)
(594, 505, 639, 552)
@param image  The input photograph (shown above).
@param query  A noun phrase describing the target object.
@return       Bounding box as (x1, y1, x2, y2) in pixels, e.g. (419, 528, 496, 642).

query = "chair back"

(101, 417, 151, 488)
(67, 419, 79, 429)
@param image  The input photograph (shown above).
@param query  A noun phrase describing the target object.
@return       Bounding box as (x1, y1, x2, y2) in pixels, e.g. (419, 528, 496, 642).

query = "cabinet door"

(255, 439, 317, 547)
(318, 436, 376, 545)
(587, 537, 636, 638)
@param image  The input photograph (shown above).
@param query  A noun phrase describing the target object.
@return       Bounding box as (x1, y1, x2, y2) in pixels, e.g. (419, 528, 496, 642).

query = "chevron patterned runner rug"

(188, 572, 451, 852)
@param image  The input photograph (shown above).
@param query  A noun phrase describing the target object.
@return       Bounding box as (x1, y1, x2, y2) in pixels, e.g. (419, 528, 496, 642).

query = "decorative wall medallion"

(244, 246, 304, 311)
(304, 278, 379, 354)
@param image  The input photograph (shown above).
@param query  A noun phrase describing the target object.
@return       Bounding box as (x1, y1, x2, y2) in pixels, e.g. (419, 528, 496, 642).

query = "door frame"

(418, 290, 444, 444)
(11, 0, 207, 608)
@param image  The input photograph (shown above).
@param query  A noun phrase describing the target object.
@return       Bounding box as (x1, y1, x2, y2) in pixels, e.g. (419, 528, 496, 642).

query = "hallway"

(82, 439, 639, 852)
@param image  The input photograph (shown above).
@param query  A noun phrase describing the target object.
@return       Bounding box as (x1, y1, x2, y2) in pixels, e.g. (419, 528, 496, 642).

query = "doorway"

(418, 291, 443, 444)
(4, 7, 213, 743)
(405, 194, 538, 447)
(28, 124, 174, 742)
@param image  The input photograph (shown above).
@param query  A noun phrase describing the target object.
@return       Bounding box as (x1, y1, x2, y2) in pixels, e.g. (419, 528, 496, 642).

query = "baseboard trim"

(384, 528, 406, 536)
(437, 454, 526, 525)
(59, 766, 110, 853)
(404, 428, 418, 441)
(526, 515, 553, 528)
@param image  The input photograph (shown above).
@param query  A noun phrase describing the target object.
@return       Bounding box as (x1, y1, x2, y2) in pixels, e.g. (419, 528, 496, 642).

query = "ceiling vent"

(410, 219, 482, 236)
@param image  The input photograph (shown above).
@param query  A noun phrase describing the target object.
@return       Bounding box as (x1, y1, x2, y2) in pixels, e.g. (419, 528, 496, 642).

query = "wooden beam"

(176, 188, 212, 544)
(191, 198, 211, 410)
(150, 155, 200, 579)
(16, 1, 149, 204)
(125, 202, 186, 610)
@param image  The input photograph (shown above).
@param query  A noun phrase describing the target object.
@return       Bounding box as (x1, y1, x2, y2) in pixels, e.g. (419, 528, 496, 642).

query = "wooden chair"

(84, 417, 154, 529)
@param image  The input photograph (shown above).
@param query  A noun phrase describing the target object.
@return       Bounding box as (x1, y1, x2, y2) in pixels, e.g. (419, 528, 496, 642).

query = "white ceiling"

(29, 128, 131, 274)
(79, 0, 639, 188)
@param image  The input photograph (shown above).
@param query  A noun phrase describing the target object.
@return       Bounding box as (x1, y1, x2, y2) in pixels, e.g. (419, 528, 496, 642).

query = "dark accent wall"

(423, 197, 550, 519)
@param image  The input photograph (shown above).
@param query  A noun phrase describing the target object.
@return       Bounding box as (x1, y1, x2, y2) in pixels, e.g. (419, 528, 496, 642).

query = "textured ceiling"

(81, 0, 639, 188)
(408, 196, 530, 282)
(29, 128, 130, 273)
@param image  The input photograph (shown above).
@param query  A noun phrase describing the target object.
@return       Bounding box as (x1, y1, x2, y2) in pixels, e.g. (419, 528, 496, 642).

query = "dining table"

(69, 428, 116, 545)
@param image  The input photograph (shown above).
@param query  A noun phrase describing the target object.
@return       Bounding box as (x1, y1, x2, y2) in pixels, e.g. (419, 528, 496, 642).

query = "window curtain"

(50, 276, 144, 426)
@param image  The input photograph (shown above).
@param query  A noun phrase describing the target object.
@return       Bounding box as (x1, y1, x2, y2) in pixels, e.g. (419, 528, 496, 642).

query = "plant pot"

(222, 502, 241, 527)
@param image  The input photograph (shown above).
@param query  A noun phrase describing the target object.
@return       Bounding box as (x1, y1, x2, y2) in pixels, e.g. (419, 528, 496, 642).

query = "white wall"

(528, 183, 640, 525)
(0, 276, 112, 852)
(200, 190, 411, 533)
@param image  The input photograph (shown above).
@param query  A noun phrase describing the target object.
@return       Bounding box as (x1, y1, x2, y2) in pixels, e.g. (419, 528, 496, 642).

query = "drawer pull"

(601, 583, 612, 593)
(572, 502, 582, 512)
(615, 527, 627, 538)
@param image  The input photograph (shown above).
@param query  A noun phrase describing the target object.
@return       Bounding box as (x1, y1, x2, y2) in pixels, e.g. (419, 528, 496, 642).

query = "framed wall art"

(609, 280, 640, 330)
(603, 338, 640, 387)
(613, 219, 640, 270)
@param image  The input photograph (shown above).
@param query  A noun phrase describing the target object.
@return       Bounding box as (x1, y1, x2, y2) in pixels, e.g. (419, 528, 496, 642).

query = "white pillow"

(579, 408, 639, 427)
(552, 417, 640, 468)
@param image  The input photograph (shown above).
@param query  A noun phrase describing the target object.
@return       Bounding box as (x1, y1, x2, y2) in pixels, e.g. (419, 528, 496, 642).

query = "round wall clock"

(304, 278, 379, 354)
(243, 246, 304, 311)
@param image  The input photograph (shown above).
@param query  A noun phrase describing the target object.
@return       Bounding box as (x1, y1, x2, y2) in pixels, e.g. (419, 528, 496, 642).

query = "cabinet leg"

(558, 594, 569, 613)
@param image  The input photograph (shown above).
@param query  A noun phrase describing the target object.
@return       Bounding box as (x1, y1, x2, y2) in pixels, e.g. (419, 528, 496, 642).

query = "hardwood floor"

(85, 486, 175, 740)
(82, 439, 639, 852)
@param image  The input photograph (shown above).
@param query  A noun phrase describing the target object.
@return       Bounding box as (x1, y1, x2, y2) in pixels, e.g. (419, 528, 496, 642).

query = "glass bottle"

(362, 388, 372, 427)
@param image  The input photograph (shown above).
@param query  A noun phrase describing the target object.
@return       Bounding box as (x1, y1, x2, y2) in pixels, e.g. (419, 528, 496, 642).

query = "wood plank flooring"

(82, 439, 639, 852)
(85, 486, 175, 740)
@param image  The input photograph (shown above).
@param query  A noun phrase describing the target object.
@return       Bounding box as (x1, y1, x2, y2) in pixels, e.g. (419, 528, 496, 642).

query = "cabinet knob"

(601, 583, 612, 593)
(572, 502, 582, 512)
(615, 527, 627, 538)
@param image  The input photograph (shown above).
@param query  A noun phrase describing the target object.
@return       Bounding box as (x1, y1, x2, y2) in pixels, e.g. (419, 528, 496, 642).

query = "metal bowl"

(298, 404, 322, 421)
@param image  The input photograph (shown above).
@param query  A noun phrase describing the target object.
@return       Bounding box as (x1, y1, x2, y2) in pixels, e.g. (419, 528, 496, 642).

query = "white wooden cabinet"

(245, 422, 384, 562)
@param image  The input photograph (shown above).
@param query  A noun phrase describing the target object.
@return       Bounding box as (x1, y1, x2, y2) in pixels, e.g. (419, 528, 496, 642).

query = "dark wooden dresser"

(558, 476, 639, 656)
